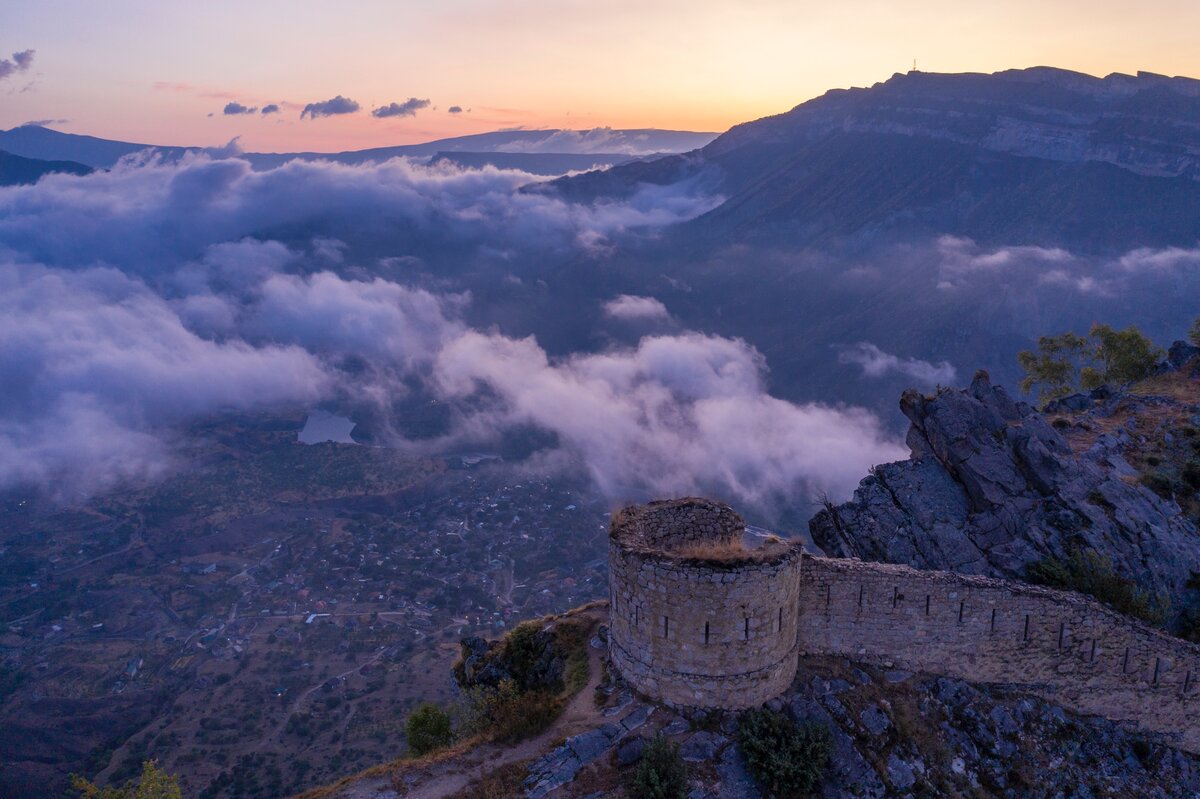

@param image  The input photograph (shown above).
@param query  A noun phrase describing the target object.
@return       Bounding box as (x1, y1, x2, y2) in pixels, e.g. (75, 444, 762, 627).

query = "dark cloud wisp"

(0, 49, 35, 80)
(223, 101, 257, 115)
(261, 104, 280, 115)
(301, 95, 360, 119)
(372, 98, 431, 118)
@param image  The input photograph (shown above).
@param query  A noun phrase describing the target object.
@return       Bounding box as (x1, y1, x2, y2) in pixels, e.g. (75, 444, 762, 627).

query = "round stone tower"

(607, 498, 804, 709)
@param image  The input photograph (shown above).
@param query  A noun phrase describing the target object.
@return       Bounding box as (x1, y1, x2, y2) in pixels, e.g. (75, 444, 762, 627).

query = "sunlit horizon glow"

(3, 0, 1199, 152)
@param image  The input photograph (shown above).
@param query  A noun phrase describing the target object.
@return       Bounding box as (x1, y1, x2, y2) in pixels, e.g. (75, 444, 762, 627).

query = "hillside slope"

(547, 68, 1200, 253)
(0, 148, 92, 185)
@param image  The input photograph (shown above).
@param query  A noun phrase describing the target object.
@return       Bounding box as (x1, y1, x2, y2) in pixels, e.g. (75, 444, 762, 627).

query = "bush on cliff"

(405, 702, 454, 756)
(459, 678, 562, 743)
(628, 734, 688, 799)
(736, 707, 831, 798)
(71, 760, 183, 799)
(1026, 548, 1171, 627)
(1017, 324, 1163, 405)
(453, 613, 594, 743)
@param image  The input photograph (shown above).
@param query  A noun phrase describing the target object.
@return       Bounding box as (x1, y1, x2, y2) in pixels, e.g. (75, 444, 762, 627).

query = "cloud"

(0, 49, 35, 81)
(21, 118, 69, 128)
(0, 152, 720, 274)
(0, 152, 730, 499)
(0, 259, 329, 498)
(372, 98, 431, 119)
(261, 104, 280, 115)
(603, 294, 670, 322)
(223, 101, 257, 115)
(433, 332, 905, 504)
(838, 342, 957, 387)
(301, 95, 360, 119)
(448, 106, 463, 114)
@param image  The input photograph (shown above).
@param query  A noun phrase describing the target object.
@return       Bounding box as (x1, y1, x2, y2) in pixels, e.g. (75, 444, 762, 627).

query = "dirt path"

(335, 618, 609, 799)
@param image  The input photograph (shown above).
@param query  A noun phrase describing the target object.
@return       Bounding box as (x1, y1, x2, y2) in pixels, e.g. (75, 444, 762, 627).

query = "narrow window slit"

(925, 595, 931, 616)
(989, 608, 996, 633)
(892, 587, 898, 608)
(958, 601, 965, 624)
(1185, 671, 1192, 694)
(743, 617, 750, 640)
(663, 616, 669, 639)
(1023, 614, 1030, 641)
(1122, 647, 1130, 673)
(778, 607, 783, 632)
(1089, 639, 1097, 663)
(858, 585, 864, 608)
(1153, 658, 1161, 684)
(1057, 622, 1065, 650)
(704, 621, 710, 645)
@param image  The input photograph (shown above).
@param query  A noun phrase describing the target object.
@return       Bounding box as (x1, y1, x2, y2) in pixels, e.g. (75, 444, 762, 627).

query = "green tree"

(405, 702, 454, 756)
(628, 734, 688, 799)
(1018, 324, 1164, 406)
(1017, 332, 1094, 405)
(1089, 323, 1163, 385)
(1188, 318, 1200, 348)
(737, 708, 831, 798)
(71, 760, 183, 799)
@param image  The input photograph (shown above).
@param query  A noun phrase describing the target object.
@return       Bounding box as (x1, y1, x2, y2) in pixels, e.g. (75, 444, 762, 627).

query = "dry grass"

(673, 539, 749, 560)
(292, 736, 487, 799)
(447, 760, 533, 799)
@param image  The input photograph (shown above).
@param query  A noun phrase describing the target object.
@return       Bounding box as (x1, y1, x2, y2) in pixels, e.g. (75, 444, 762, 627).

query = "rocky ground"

(810, 347, 1200, 602)
(314, 621, 1200, 799)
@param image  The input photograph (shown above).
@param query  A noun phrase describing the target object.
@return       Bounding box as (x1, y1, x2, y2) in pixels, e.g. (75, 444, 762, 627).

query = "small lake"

(298, 411, 357, 444)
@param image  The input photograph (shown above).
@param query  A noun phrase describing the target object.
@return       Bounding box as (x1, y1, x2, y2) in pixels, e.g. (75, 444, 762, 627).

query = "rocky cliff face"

(810, 370, 1199, 597)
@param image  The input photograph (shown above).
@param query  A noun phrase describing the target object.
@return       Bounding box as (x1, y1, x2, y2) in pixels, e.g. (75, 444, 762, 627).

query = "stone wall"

(797, 555, 1200, 752)
(608, 499, 804, 708)
(613, 497, 747, 551)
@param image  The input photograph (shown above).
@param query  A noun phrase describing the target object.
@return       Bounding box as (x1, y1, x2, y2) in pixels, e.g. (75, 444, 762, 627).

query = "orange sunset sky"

(3, 0, 1199, 151)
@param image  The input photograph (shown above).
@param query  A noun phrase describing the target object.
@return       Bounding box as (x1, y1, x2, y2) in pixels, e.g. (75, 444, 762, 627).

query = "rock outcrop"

(810, 371, 1199, 596)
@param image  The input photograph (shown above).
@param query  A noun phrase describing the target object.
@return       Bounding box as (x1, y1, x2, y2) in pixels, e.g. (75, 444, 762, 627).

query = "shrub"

(1182, 462, 1200, 492)
(628, 734, 688, 799)
(1139, 471, 1175, 499)
(502, 621, 548, 689)
(405, 702, 454, 756)
(736, 708, 831, 798)
(71, 760, 183, 799)
(459, 679, 562, 743)
(1026, 548, 1171, 627)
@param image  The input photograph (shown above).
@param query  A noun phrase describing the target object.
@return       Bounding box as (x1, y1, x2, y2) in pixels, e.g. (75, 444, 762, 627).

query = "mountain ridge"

(546, 67, 1200, 253)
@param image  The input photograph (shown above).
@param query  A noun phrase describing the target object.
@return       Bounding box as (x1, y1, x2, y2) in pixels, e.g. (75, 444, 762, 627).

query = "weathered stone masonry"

(608, 499, 804, 709)
(798, 555, 1200, 753)
(608, 498, 1200, 752)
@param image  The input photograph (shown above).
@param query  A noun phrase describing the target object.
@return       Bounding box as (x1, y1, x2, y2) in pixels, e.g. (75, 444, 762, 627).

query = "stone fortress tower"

(607, 497, 1200, 752)
(607, 497, 804, 709)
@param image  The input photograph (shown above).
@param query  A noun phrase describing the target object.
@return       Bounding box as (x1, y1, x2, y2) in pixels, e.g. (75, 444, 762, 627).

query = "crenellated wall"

(797, 556, 1200, 753)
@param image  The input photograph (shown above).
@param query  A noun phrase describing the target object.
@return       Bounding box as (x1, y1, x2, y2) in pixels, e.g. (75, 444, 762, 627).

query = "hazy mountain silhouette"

(0, 148, 91, 185)
(548, 68, 1200, 254)
(0, 125, 716, 171)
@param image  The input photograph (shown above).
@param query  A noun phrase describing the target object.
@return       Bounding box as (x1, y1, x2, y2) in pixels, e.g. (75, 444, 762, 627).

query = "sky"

(2, 0, 1199, 152)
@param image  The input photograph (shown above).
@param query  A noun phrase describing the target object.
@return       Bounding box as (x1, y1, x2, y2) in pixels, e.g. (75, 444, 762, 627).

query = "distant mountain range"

(0, 148, 91, 186)
(0, 125, 717, 173)
(548, 67, 1200, 253)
